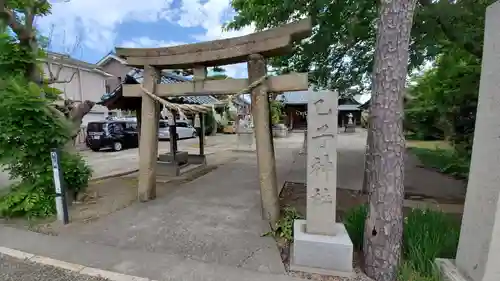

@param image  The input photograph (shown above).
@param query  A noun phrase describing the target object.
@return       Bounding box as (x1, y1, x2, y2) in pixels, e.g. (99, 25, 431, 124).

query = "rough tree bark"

(363, 0, 417, 281)
(362, 114, 373, 195)
(53, 99, 95, 149)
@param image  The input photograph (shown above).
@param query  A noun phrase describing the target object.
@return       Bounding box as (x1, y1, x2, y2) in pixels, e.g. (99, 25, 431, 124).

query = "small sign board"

(50, 151, 62, 194)
(50, 149, 69, 224)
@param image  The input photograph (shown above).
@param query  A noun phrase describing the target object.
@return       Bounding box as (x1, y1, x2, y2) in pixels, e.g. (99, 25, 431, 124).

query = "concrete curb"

(0, 246, 154, 281)
(90, 169, 139, 183)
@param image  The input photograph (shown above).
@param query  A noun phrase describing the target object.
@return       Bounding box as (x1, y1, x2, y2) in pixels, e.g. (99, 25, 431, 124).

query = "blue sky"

(36, 0, 255, 78)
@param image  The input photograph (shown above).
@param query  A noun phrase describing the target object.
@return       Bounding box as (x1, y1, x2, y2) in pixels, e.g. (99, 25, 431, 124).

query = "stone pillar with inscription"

(436, 3, 500, 281)
(292, 90, 354, 276)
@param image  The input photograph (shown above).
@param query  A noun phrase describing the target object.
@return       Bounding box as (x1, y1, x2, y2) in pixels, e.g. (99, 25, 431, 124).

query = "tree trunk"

(362, 113, 373, 195)
(363, 1, 417, 281)
(21, 37, 42, 85)
(58, 100, 95, 150)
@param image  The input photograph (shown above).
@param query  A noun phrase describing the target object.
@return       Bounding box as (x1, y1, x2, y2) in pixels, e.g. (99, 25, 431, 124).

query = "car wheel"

(113, 142, 123, 151)
(176, 133, 180, 140)
(192, 131, 197, 138)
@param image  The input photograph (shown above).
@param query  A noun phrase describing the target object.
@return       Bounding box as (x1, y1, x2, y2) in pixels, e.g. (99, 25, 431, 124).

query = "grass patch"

(406, 140, 452, 151)
(403, 209, 460, 275)
(343, 206, 460, 281)
(398, 261, 442, 281)
(344, 204, 367, 251)
(408, 147, 469, 179)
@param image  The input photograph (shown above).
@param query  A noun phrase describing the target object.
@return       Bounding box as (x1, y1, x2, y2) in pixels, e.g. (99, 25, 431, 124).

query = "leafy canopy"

(226, 0, 493, 91)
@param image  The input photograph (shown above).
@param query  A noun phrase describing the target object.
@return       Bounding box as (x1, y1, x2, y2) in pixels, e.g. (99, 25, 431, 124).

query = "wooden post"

(211, 110, 217, 136)
(138, 65, 161, 202)
(169, 116, 178, 161)
(247, 54, 279, 224)
(198, 113, 205, 156)
(136, 106, 142, 144)
(268, 96, 279, 193)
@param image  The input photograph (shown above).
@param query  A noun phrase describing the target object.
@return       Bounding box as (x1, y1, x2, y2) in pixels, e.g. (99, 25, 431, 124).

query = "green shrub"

(0, 77, 92, 218)
(409, 147, 469, 179)
(265, 207, 303, 243)
(270, 99, 284, 125)
(342, 206, 460, 279)
(61, 152, 92, 196)
(204, 110, 216, 135)
(344, 204, 368, 250)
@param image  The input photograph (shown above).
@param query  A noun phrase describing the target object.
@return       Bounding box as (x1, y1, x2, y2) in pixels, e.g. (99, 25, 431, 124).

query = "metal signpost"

(50, 148, 69, 224)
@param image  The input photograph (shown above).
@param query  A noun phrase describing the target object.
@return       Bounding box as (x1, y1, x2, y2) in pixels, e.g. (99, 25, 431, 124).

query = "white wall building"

(43, 51, 113, 125)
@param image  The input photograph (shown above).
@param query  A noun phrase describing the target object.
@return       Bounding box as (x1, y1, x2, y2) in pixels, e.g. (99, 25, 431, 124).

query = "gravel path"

(0, 255, 109, 281)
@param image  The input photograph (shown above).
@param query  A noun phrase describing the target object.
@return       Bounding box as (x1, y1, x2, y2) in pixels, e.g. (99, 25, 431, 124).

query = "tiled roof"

(277, 90, 310, 104)
(100, 69, 221, 106)
(128, 69, 220, 104)
(45, 51, 111, 76)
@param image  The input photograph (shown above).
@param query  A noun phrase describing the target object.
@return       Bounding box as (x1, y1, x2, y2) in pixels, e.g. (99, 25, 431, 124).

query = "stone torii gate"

(115, 19, 312, 223)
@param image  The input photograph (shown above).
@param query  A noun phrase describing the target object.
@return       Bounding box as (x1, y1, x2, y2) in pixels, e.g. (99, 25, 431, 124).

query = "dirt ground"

(0, 153, 229, 235)
(10, 151, 240, 233)
(279, 182, 463, 222)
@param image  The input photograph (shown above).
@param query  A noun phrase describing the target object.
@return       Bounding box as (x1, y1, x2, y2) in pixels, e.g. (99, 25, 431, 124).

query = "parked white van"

(158, 120, 197, 140)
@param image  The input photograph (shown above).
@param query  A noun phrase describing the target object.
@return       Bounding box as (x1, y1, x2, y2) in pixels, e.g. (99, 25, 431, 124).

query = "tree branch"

(44, 55, 79, 84)
(25, 8, 35, 33)
(417, 0, 482, 58)
(0, 0, 32, 40)
(46, 66, 78, 84)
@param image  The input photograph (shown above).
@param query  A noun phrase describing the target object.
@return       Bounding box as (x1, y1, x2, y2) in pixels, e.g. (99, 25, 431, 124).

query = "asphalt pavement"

(0, 255, 109, 281)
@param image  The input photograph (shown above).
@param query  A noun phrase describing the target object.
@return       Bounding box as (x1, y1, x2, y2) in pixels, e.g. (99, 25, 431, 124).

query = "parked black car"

(86, 120, 139, 152)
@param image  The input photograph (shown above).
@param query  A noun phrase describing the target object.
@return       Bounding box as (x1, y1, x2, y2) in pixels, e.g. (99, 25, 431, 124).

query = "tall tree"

(363, 1, 417, 281)
(0, 0, 96, 147)
(227, 0, 492, 91)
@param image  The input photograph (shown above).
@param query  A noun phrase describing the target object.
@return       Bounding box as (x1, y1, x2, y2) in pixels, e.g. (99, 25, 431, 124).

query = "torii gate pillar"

(138, 65, 161, 201)
(248, 54, 280, 223)
(115, 18, 312, 225)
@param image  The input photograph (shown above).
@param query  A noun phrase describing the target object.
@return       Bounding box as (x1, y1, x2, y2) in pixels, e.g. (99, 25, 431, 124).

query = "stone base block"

(235, 131, 256, 152)
(158, 151, 188, 165)
(344, 125, 355, 133)
(291, 220, 354, 277)
(435, 258, 470, 281)
(187, 154, 206, 165)
(157, 161, 179, 177)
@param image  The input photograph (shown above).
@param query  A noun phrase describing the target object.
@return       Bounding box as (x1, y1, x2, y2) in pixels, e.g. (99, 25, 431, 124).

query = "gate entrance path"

(116, 18, 312, 224)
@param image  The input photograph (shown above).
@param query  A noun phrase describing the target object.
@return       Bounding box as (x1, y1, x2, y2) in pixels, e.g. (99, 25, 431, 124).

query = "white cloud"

(172, 0, 257, 78)
(36, 0, 175, 53)
(174, 0, 255, 41)
(216, 63, 246, 78)
(38, 0, 257, 77)
(119, 37, 186, 48)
